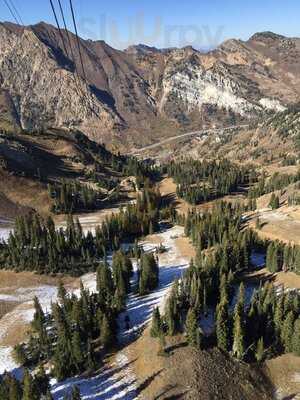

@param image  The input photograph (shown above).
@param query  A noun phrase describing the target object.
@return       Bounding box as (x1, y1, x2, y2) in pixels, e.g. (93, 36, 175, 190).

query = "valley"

(1, 159, 300, 399)
(0, 4, 300, 399)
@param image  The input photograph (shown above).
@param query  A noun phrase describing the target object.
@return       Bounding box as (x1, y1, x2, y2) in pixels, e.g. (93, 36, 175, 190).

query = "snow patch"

(259, 98, 286, 112)
(251, 251, 266, 268)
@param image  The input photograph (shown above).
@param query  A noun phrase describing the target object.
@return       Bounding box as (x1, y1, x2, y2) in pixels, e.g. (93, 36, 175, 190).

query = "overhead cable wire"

(57, 0, 77, 63)
(57, 0, 99, 115)
(48, 0, 70, 57)
(69, 0, 87, 81)
(3, 0, 20, 25)
(7, 0, 24, 25)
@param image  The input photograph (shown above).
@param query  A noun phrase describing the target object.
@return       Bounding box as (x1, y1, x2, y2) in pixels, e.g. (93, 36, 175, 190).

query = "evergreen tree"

(185, 308, 202, 348)
(22, 370, 39, 400)
(100, 315, 114, 349)
(150, 307, 162, 338)
(269, 193, 280, 210)
(232, 284, 245, 359)
(255, 337, 265, 362)
(281, 311, 295, 353)
(71, 329, 84, 371)
(34, 365, 49, 396)
(71, 386, 81, 400)
(8, 375, 22, 400)
(292, 318, 300, 356)
(216, 299, 230, 352)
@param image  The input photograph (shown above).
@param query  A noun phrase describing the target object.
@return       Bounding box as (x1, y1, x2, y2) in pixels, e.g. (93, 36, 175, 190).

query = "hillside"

(0, 127, 132, 217)
(1, 23, 300, 148)
(150, 105, 300, 167)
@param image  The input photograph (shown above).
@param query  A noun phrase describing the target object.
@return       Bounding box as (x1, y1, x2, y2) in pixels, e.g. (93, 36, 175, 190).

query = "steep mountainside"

(0, 128, 130, 216)
(0, 23, 300, 147)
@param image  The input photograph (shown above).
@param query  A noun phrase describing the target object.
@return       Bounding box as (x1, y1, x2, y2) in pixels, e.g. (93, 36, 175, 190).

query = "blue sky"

(1, 0, 299, 49)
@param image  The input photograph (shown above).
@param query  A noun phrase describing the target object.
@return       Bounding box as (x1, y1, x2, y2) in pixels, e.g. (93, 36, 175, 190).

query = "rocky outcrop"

(0, 23, 299, 145)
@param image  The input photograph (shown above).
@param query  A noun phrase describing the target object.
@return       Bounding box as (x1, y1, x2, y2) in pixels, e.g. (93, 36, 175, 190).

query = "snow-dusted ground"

(0, 218, 14, 242)
(51, 352, 138, 400)
(0, 274, 98, 376)
(0, 224, 190, 399)
(52, 225, 189, 399)
(251, 251, 266, 269)
(0, 285, 58, 375)
(118, 225, 188, 345)
(0, 227, 11, 242)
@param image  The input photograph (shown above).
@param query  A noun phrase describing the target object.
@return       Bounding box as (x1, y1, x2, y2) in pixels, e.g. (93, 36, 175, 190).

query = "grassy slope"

(0, 127, 127, 217)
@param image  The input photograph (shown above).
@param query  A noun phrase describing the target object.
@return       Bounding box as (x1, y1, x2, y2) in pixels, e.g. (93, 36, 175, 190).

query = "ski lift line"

(57, 0, 84, 97)
(6, 0, 24, 25)
(49, 0, 88, 105)
(56, 0, 88, 101)
(2, 0, 21, 25)
(69, 0, 87, 82)
(57, 0, 77, 66)
(48, 0, 70, 58)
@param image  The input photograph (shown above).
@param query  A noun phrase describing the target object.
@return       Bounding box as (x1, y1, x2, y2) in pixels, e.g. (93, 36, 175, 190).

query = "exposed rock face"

(0, 22, 299, 145)
(0, 23, 121, 141)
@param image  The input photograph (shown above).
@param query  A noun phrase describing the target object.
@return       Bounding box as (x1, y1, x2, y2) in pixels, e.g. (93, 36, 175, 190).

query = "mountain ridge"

(0, 21, 299, 147)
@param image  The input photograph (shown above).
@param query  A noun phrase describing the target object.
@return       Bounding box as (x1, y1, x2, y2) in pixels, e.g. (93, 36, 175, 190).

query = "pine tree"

(72, 329, 84, 371)
(32, 296, 45, 334)
(100, 315, 114, 349)
(85, 341, 96, 372)
(255, 337, 265, 362)
(232, 311, 245, 359)
(281, 311, 295, 353)
(232, 284, 245, 359)
(8, 375, 22, 400)
(34, 365, 49, 395)
(185, 308, 202, 348)
(22, 370, 39, 400)
(71, 386, 81, 400)
(292, 318, 300, 356)
(150, 307, 162, 338)
(216, 299, 230, 352)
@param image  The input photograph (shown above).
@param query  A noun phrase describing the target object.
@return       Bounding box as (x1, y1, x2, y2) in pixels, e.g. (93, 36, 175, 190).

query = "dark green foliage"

(150, 307, 163, 338)
(269, 193, 280, 210)
(0, 187, 161, 275)
(248, 170, 300, 200)
(185, 308, 203, 348)
(49, 180, 104, 214)
(265, 241, 300, 275)
(167, 200, 300, 363)
(216, 298, 230, 352)
(232, 284, 246, 359)
(14, 273, 123, 381)
(139, 253, 159, 295)
(292, 319, 300, 356)
(255, 337, 265, 362)
(168, 159, 253, 205)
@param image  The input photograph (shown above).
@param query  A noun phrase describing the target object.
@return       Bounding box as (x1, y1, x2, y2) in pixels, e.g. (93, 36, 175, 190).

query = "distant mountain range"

(0, 22, 300, 147)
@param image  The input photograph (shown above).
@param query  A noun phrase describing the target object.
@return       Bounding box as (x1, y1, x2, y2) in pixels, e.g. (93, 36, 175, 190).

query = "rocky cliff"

(0, 23, 299, 146)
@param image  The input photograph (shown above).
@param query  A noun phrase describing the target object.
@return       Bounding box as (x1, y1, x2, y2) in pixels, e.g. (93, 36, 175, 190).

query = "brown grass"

(0, 270, 74, 292)
(250, 206, 300, 245)
(175, 236, 196, 259)
(265, 354, 300, 397)
(0, 301, 19, 319)
(0, 170, 50, 216)
(245, 268, 300, 291)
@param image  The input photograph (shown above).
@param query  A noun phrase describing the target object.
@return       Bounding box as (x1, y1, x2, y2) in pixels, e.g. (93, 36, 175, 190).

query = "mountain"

(0, 22, 300, 148)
